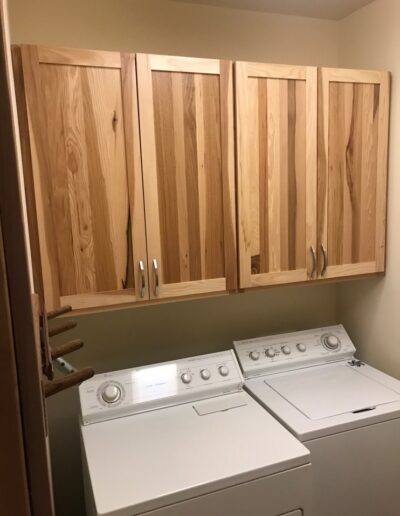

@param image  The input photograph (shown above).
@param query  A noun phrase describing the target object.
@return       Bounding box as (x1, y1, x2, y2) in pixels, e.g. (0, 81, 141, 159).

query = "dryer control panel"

(79, 350, 243, 425)
(234, 325, 356, 378)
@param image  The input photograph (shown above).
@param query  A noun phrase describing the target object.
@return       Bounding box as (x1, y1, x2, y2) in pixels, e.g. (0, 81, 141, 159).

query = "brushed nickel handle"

(153, 258, 159, 297)
(320, 244, 328, 277)
(310, 246, 317, 279)
(139, 260, 146, 298)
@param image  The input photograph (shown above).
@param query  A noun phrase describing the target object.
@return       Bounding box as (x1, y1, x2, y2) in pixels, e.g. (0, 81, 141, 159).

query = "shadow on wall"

(48, 283, 337, 516)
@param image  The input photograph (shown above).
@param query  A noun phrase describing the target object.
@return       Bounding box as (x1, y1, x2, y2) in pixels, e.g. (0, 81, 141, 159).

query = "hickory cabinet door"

(14, 46, 148, 310)
(136, 54, 236, 300)
(236, 62, 317, 288)
(318, 68, 390, 279)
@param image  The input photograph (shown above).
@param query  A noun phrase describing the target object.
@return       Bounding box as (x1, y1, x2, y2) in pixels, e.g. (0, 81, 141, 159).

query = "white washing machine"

(234, 325, 400, 516)
(79, 350, 312, 516)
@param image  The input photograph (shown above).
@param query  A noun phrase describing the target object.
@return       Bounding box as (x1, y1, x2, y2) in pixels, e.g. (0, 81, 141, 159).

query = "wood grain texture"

(137, 54, 236, 299)
(319, 67, 390, 277)
(219, 60, 237, 290)
(149, 54, 219, 74)
(38, 45, 121, 68)
(15, 45, 146, 310)
(120, 53, 149, 299)
(236, 62, 317, 288)
(245, 62, 307, 80)
(12, 46, 45, 301)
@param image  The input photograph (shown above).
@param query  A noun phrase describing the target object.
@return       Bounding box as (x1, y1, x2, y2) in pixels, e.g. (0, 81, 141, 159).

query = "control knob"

(281, 345, 291, 355)
(200, 369, 211, 380)
(101, 384, 121, 404)
(323, 334, 341, 351)
(219, 365, 229, 377)
(249, 351, 260, 361)
(181, 372, 192, 384)
(266, 348, 275, 358)
(296, 343, 307, 353)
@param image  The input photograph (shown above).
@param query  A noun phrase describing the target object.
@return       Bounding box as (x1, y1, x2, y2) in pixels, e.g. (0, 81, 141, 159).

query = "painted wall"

(337, 0, 400, 378)
(8, 1, 341, 515)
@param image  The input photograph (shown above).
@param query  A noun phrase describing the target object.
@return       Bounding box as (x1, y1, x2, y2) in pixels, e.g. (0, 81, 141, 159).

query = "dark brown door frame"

(0, 1, 54, 514)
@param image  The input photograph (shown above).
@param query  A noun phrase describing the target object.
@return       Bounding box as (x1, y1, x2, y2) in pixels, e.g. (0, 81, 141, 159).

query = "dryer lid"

(265, 363, 400, 420)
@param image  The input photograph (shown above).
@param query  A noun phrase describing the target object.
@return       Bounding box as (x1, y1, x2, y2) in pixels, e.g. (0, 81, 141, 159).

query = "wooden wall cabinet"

(318, 68, 390, 279)
(236, 62, 317, 288)
(13, 45, 391, 311)
(13, 46, 148, 311)
(14, 47, 236, 311)
(236, 61, 390, 289)
(136, 54, 236, 300)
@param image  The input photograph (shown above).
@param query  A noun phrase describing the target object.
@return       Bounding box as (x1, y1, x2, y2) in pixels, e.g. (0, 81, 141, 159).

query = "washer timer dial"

(322, 333, 341, 351)
(101, 384, 122, 404)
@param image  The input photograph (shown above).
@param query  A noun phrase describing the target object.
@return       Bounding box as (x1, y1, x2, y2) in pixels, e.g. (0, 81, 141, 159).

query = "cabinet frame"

(13, 45, 149, 311)
(318, 67, 390, 279)
(136, 54, 237, 300)
(235, 62, 318, 289)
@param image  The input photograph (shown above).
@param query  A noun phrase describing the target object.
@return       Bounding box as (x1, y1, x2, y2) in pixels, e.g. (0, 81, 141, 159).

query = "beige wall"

(337, 0, 400, 378)
(8, 1, 342, 515)
(9, 0, 340, 63)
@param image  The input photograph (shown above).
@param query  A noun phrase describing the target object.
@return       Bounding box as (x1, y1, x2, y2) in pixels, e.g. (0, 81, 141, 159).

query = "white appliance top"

(80, 351, 310, 515)
(266, 362, 400, 420)
(234, 326, 400, 440)
(234, 325, 356, 378)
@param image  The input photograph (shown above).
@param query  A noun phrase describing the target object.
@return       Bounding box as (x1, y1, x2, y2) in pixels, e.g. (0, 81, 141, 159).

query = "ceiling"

(172, 0, 374, 20)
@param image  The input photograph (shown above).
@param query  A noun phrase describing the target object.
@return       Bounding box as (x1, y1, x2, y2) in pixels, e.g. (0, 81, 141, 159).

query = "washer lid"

(81, 392, 310, 515)
(266, 363, 400, 420)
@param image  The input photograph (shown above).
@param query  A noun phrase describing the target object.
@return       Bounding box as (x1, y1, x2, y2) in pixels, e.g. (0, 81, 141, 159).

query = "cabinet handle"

(320, 244, 328, 277)
(310, 246, 317, 279)
(153, 258, 159, 297)
(138, 260, 146, 298)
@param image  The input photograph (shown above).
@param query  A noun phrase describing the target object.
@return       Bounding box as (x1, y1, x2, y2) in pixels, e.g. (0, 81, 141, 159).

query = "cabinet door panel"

(137, 55, 236, 300)
(236, 62, 317, 288)
(319, 68, 390, 278)
(16, 47, 148, 310)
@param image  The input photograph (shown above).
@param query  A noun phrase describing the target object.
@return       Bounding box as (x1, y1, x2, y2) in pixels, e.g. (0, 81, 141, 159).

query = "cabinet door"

(318, 68, 390, 279)
(137, 54, 236, 300)
(14, 46, 148, 311)
(236, 62, 317, 288)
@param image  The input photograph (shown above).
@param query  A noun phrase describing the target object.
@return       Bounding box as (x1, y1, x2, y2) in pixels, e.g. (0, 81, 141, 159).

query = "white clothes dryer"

(79, 350, 312, 516)
(234, 325, 400, 516)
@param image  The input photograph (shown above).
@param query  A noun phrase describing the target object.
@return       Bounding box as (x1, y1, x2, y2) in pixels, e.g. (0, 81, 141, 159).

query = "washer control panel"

(234, 325, 356, 378)
(79, 350, 243, 425)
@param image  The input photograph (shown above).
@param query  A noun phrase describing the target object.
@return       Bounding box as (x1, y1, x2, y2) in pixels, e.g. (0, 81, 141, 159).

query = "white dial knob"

(250, 351, 260, 361)
(101, 384, 121, 404)
(266, 348, 275, 358)
(296, 343, 307, 353)
(219, 365, 229, 377)
(281, 345, 291, 355)
(181, 372, 192, 384)
(200, 368, 211, 380)
(323, 334, 341, 351)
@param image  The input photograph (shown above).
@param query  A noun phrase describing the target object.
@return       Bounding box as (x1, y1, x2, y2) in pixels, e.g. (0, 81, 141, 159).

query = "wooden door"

(0, 1, 54, 513)
(13, 46, 148, 311)
(136, 54, 236, 300)
(318, 68, 390, 279)
(236, 62, 317, 288)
